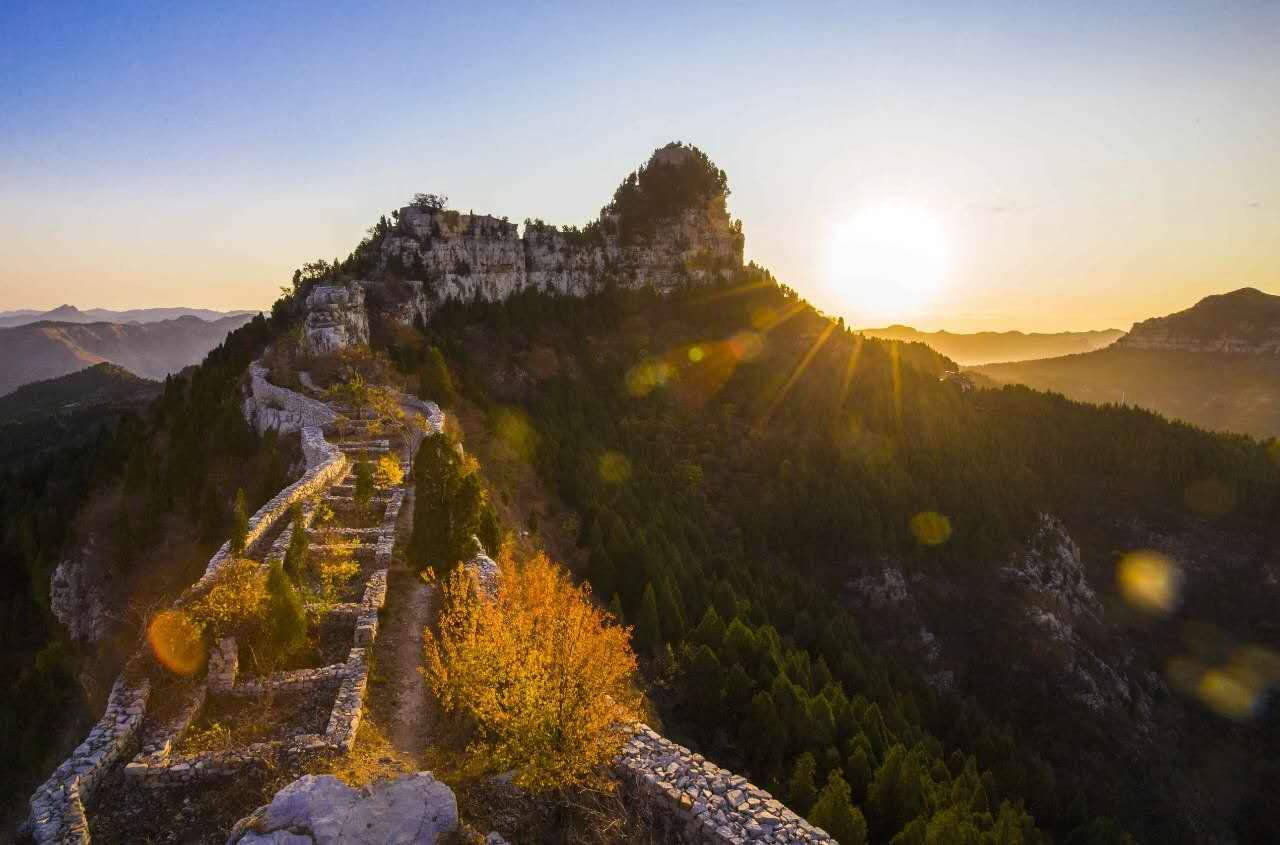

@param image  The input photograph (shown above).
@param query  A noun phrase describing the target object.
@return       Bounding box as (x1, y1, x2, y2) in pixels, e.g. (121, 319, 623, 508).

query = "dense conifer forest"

(413, 275, 1280, 843)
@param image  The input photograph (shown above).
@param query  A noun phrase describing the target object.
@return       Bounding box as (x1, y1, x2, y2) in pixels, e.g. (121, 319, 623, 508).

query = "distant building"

(941, 370, 975, 391)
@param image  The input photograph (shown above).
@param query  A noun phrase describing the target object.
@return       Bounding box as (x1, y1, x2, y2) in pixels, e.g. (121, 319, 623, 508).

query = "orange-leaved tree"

(423, 551, 640, 793)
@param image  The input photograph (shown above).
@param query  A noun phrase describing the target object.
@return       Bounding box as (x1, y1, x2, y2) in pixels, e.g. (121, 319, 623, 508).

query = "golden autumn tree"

(423, 552, 640, 793)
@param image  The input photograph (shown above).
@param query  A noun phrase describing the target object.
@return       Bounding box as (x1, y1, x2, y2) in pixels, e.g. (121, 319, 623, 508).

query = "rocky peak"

(359, 143, 744, 328)
(1115, 287, 1280, 354)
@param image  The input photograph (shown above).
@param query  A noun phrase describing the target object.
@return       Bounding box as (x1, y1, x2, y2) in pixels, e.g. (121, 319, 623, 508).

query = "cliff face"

(1115, 287, 1280, 354)
(368, 143, 744, 329)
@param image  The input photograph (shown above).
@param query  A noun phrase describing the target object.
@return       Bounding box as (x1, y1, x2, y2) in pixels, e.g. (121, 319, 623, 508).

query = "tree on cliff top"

(423, 551, 640, 793)
(606, 142, 729, 243)
(411, 192, 449, 211)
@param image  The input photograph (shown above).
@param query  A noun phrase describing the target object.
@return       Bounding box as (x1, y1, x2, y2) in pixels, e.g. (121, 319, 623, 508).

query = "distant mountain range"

(0, 304, 256, 329)
(858, 324, 1124, 366)
(0, 313, 255, 396)
(975, 288, 1280, 438)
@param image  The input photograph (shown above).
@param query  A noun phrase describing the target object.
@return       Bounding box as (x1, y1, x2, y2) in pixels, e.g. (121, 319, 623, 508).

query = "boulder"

(227, 773, 458, 845)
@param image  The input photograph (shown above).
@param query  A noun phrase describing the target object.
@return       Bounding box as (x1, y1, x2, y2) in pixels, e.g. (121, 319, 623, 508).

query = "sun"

(826, 204, 950, 324)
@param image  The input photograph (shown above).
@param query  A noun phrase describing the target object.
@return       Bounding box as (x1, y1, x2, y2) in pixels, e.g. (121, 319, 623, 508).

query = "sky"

(1, 1, 1277, 332)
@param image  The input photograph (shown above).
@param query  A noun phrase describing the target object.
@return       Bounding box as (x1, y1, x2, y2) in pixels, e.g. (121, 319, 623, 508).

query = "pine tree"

(607, 593, 625, 625)
(231, 487, 248, 556)
(635, 582, 661, 653)
(283, 503, 307, 578)
(844, 737, 875, 803)
(809, 769, 868, 845)
(354, 457, 375, 519)
(419, 346, 457, 407)
(691, 606, 727, 650)
(262, 559, 307, 662)
(788, 752, 819, 816)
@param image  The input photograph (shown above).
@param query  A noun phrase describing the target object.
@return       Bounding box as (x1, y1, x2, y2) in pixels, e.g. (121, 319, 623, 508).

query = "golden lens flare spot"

(598, 451, 632, 484)
(491, 407, 536, 461)
(728, 331, 764, 362)
(625, 360, 676, 397)
(687, 346, 705, 363)
(749, 306, 777, 330)
(1198, 668, 1258, 721)
(1117, 550, 1179, 614)
(1183, 478, 1235, 518)
(147, 609, 205, 676)
(910, 512, 952, 546)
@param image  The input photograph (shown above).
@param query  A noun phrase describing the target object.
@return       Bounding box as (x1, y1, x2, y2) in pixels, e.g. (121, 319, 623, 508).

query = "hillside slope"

(860, 325, 1123, 366)
(0, 364, 160, 466)
(975, 289, 1280, 438)
(423, 278, 1280, 844)
(0, 313, 254, 395)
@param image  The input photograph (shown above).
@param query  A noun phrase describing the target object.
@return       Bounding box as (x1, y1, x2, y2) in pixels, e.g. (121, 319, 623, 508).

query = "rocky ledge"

(225, 773, 458, 845)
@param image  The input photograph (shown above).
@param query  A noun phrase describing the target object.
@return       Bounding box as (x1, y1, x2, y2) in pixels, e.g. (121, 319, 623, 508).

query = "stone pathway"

(376, 488, 437, 762)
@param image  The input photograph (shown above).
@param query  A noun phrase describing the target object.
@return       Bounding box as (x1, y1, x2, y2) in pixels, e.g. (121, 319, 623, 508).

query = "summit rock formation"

(297, 143, 745, 354)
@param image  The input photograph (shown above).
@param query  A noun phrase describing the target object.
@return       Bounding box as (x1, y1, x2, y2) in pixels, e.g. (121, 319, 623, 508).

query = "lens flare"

(598, 451, 632, 484)
(1198, 669, 1256, 720)
(1117, 550, 1179, 614)
(728, 331, 764, 362)
(491, 407, 536, 462)
(688, 346, 705, 363)
(910, 512, 952, 546)
(147, 609, 206, 676)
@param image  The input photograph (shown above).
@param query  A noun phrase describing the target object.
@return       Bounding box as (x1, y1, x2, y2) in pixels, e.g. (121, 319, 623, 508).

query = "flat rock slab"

(228, 772, 457, 845)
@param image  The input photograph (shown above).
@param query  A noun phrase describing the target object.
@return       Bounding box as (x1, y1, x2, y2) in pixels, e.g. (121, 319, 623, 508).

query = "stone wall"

(618, 725, 836, 844)
(28, 379, 347, 840)
(26, 672, 151, 844)
(241, 362, 338, 435)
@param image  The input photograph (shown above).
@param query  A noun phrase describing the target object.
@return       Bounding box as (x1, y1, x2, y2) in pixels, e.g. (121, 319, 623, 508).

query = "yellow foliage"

(318, 556, 360, 600)
(423, 552, 640, 793)
(375, 453, 404, 487)
(188, 558, 268, 635)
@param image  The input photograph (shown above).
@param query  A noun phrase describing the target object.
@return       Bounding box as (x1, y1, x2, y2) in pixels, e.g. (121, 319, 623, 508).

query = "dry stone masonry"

(26, 361, 439, 843)
(618, 726, 836, 845)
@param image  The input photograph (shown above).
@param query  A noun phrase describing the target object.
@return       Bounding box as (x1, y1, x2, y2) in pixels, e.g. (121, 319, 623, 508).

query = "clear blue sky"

(1, 0, 1277, 330)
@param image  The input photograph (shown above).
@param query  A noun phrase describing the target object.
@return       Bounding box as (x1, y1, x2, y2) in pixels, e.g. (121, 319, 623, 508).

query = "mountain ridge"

(974, 287, 1280, 437)
(0, 313, 256, 395)
(0, 305, 257, 329)
(859, 324, 1125, 366)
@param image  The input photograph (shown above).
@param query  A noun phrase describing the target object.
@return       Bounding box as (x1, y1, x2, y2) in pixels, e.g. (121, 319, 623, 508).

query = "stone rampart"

(25, 673, 151, 844)
(241, 362, 338, 435)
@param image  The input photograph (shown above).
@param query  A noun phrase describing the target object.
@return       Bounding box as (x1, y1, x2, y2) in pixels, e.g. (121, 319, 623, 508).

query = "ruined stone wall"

(27, 371, 350, 843)
(241, 362, 339, 435)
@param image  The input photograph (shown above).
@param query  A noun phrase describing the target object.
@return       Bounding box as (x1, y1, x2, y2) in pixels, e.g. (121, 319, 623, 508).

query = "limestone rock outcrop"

(304, 285, 369, 353)
(368, 143, 744, 325)
(226, 773, 458, 845)
(49, 546, 114, 645)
